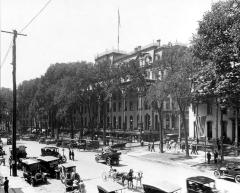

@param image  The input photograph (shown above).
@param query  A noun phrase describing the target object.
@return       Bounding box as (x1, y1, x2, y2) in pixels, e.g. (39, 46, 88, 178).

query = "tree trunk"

(71, 113, 74, 139)
(235, 107, 238, 156)
(215, 99, 219, 139)
(220, 109, 224, 162)
(180, 110, 189, 157)
(157, 106, 164, 153)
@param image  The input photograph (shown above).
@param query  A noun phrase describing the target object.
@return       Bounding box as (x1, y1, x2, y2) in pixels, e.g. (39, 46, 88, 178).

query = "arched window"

(113, 116, 116, 129)
(118, 116, 121, 130)
(145, 114, 150, 130)
(130, 116, 133, 130)
(107, 116, 110, 128)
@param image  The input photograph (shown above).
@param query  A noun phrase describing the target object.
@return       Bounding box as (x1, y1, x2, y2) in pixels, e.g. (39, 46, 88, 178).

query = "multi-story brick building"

(79, 41, 189, 141)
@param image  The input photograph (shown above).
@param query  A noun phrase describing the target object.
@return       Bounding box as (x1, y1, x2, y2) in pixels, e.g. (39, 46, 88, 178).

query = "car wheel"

(95, 157, 99, 162)
(235, 175, 240, 183)
(106, 158, 111, 166)
(62, 155, 67, 163)
(214, 170, 221, 179)
(31, 179, 35, 187)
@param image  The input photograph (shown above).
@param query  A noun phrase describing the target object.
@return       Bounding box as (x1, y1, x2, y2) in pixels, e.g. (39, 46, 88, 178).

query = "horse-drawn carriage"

(102, 168, 143, 189)
(41, 146, 67, 164)
(58, 163, 85, 193)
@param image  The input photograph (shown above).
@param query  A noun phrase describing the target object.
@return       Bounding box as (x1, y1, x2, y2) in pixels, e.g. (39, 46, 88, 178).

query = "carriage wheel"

(60, 175, 65, 184)
(235, 175, 240, 184)
(214, 170, 221, 179)
(62, 155, 67, 163)
(101, 172, 108, 181)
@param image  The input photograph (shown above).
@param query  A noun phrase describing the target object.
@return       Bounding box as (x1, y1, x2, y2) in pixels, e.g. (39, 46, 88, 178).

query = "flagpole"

(118, 9, 120, 51)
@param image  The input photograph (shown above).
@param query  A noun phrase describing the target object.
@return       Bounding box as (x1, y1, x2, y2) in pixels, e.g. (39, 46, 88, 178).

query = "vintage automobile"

(214, 162, 240, 183)
(95, 147, 121, 166)
(58, 163, 81, 183)
(21, 158, 48, 186)
(143, 181, 182, 193)
(186, 176, 219, 193)
(38, 156, 60, 178)
(97, 181, 126, 193)
(41, 146, 67, 163)
(10, 145, 27, 162)
(45, 138, 57, 145)
(0, 144, 5, 157)
(39, 137, 46, 144)
(7, 137, 12, 145)
(77, 139, 87, 150)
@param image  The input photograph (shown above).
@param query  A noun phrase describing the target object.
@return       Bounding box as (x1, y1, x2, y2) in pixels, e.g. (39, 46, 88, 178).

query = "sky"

(0, 0, 217, 89)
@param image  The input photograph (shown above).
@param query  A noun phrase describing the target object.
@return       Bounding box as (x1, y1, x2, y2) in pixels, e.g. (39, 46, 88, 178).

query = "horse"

(121, 169, 134, 189)
(133, 171, 143, 188)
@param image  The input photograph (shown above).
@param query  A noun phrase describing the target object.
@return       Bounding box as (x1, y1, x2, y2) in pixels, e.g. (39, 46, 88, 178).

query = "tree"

(192, 0, 240, 158)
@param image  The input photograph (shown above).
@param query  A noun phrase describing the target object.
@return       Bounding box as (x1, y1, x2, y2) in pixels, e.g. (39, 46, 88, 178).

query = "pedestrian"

(3, 177, 9, 193)
(69, 149, 72, 160)
(214, 150, 218, 164)
(195, 145, 198, 155)
(151, 142, 155, 152)
(148, 143, 151, 151)
(190, 143, 194, 154)
(72, 150, 75, 161)
(207, 151, 211, 164)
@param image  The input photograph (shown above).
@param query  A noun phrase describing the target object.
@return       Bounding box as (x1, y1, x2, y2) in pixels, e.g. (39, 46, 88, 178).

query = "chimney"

(134, 47, 138, 52)
(138, 46, 141, 51)
(157, 39, 161, 47)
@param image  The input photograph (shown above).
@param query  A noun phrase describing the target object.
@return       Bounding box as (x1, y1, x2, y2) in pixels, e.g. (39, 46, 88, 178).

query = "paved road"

(2, 139, 240, 193)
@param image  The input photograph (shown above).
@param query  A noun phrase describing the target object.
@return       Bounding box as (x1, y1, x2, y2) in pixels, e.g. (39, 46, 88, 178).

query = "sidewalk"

(0, 165, 36, 193)
(126, 145, 240, 172)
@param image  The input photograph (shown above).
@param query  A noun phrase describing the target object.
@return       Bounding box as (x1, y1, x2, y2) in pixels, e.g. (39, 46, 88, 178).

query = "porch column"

(137, 87, 144, 141)
(121, 89, 126, 131)
(109, 93, 112, 131)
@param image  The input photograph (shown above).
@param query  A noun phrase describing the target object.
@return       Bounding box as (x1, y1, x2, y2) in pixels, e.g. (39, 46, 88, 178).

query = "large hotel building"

(82, 41, 189, 141)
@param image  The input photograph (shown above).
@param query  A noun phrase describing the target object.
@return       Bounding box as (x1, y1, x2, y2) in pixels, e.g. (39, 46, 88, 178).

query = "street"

(1, 139, 240, 193)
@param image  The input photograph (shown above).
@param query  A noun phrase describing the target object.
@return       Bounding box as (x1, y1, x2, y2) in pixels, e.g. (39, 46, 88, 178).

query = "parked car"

(95, 147, 121, 166)
(186, 176, 219, 193)
(143, 181, 182, 193)
(45, 138, 57, 145)
(77, 139, 87, 150)
(0, 145, 5, 157)
(97, 181, 126, 193)
(41, 146, 67, 163)
(214, 162, 240, 183)
(58, 163, 80, 184)
(38, 156, 60, 178)
(7, 138, 12, 145)
(21, 158, 47, 186)
(10, 145, 27, 160)
(39, 137, 46, 144)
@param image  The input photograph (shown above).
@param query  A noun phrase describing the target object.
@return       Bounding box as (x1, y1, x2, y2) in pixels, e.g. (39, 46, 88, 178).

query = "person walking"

(207, 151, 211, 164)
(3, 177, 9, 193)
(148, 143, 151, 151)
(72, 150, 75, 161)
(214, 150, 218, 164)
(69, 149, 72, 160)
(151, 142, 155, 152)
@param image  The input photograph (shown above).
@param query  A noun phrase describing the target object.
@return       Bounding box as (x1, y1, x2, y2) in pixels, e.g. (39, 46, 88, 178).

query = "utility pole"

(1, 30, 26, 176)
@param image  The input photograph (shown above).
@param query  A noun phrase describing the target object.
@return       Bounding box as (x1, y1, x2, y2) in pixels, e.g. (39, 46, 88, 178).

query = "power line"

(20, 0, 52, 32)
(0, 0, 52, 68)
(1, 42, 13, 67)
